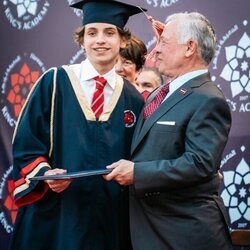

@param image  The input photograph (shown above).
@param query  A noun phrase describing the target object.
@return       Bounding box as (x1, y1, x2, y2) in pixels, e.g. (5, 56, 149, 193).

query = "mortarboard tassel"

(136, 6, 165, 66)
(145, 16, 164, 66)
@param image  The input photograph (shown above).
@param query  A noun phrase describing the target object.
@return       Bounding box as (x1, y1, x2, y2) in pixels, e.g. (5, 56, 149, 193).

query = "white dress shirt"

(69, 59, 116, 108)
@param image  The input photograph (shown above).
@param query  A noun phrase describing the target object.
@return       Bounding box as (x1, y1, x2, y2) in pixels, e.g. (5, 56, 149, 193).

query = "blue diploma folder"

(29, 169, 112, 181)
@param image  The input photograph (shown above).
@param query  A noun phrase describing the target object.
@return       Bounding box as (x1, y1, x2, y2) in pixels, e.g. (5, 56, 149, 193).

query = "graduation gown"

(10, 66, 144, 250)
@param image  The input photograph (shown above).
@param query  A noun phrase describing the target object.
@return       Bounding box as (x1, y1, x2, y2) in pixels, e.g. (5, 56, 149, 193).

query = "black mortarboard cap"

(71, 0, 147, 29)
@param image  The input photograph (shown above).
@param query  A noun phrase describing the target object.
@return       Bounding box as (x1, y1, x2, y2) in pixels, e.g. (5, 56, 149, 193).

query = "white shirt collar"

(169, 69, 208, 94)
(80, 59, 116, 89)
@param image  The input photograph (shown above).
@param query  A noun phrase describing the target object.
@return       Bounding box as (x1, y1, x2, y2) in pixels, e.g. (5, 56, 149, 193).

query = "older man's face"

(155, 20, 188, 78)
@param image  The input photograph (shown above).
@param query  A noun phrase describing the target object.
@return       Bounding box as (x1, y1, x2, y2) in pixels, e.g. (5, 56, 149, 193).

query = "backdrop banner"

(0, 0, 249, 249)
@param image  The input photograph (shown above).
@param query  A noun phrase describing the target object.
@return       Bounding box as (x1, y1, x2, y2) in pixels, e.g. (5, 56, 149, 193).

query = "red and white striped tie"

(91, 76, 107, 119)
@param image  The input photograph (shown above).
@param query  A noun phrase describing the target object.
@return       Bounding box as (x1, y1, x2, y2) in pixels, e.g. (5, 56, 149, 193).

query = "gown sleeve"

(12, 68, 57, 207)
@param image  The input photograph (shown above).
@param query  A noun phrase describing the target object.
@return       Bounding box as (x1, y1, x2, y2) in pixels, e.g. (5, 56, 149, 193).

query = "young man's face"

(83, 23, 125, 73)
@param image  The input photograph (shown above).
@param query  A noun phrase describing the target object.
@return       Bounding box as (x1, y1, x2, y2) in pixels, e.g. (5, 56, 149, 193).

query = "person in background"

(104, 11, 233, 250)
(115, 35, 147, 87)
(10, 1, 145, 249)
(136, 66, 163, 100)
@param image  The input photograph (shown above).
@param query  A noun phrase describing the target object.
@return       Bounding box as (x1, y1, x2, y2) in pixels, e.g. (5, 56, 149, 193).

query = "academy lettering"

(67, 0, 83, 18)
(0, 212, 13, 233)
(212, 25, 238, 69)
(160, 0, 179, 7)
(147, 0, 158, 7)
(212, 45, 221, 69)
(4, 56, 22, 80)
(226, 99, 237, 112)
(4, 8, 21, 30)
(30, 53, 46, 72)
(220, 149, 236, 168)
(0, 166, 14, 233)
(239, 102, 250, 112)
(0, 180, 4, 199)
(4, 1, 50, 30)
(23, 15, 43, 30)
(212, 19, 250, 116)
(0, 166, 13, 199)
(1, 106, 16, 127)
(1, 74, 7, 94)
(22, 1, 50, 30)
(219, 25, 238, 46)
(70, 50, 84, 64)
(2, 55, 22, 95)
(145, 0, 179, 7)
(2, 55, 22, 94)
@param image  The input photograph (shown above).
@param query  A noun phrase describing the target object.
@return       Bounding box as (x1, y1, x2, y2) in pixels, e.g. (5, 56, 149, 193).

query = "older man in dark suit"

(105, 12, 233, 250)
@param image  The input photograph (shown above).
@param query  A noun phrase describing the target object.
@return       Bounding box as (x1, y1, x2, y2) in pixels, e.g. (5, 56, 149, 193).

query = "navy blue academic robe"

(10, 66, 144, 250)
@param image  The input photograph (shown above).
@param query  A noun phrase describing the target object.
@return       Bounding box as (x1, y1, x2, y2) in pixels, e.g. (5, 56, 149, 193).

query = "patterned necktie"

(91, 76, 107, 119)
(143, 82, 170, 119)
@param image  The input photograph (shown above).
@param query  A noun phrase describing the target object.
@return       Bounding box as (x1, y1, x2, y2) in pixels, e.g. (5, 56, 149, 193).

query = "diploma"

(29, 169, 112, 181)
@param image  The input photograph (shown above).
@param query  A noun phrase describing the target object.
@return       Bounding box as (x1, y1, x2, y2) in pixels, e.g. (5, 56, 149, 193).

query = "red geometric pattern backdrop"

(0, 1, 250, 249)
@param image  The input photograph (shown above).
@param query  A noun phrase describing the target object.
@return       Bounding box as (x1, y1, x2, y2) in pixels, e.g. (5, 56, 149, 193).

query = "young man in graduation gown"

(10, 1, 145, 249)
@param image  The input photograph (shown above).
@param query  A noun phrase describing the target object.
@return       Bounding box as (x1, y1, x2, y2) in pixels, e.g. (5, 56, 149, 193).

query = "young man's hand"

(44, 168, 72, 193)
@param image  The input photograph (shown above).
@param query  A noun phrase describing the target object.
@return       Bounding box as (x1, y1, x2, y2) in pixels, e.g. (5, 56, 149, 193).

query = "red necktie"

(143, 82, 170, 119)
(91, 76, 107, 119)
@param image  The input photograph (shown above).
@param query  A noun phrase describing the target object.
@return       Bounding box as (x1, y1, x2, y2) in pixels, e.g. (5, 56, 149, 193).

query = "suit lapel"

(131, 88, 191, 153)
(131, 87, 160, 152)
(131, 72, 212, 154)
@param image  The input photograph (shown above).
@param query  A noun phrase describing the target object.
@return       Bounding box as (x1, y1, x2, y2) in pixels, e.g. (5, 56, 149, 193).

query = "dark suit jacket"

(129, 73, 233, 250)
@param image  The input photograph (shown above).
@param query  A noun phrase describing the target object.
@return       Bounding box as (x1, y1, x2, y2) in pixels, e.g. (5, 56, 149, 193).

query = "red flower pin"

(124, 110, 136, 128)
